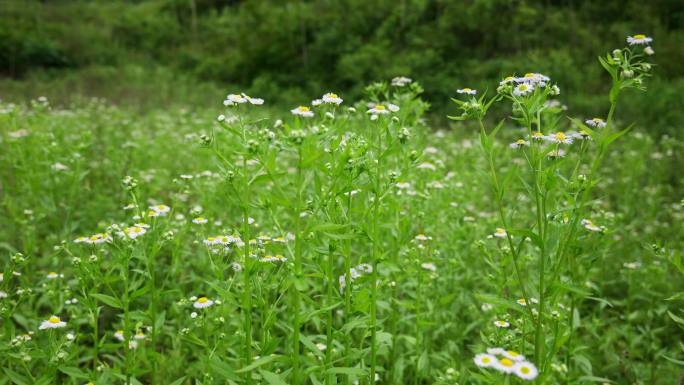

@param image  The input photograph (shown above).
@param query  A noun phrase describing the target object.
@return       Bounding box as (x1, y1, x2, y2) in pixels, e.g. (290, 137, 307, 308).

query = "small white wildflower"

(626, 34, 652, 45)
(193, 297, 214, 309)
(291, 106, 314, 117)
(39, 316, 67, 330)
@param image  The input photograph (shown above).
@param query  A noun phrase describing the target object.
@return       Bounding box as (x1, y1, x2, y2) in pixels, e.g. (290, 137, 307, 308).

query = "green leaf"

(236, 355, 276, 373)
(59, 366, 88, 379)
(325, 367, 368, 376)
(210, 357, 238, 380)
(668, 311, 684, 327)
(259, 370, 288, 385)
(168, 376, 187, 385)
(90, 293, 123, 309)
(3, 369, 30, 385)
(578, 375, 614, 383)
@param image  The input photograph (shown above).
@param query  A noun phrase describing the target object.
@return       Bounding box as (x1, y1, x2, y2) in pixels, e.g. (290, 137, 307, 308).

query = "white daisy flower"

(644, 46, 655, 55)
(473, 353, 497, 368)
(357, 263, 373, 273)
(123, 203, 136, 210)
(457, 88, 477, 95)
(367, 103, 399, 115)
(513, 83, 534, 96)
(494, 357, 516, 373)
(544, 132, 573, 145)
(493, 228, 507, 238)
(487, 347, 506, 355)
(134, 331, 146, 340)
(509, 139, 530, 149)
(516, 72, 550, 86)
(192, 217, 208, 225)
(39, 316, 67, 330)
(547, 149, 567, 159)
(46, 272, 63, 280)
(581, 219, 605, 232)
(322, 92, 343, 105)
(316, 343, 327, 351)
(503, 350, 526, 362)
(114, 330, 125, 341)
(513, 361, 539, 380)
(83, 233, 112, 245)
(246, 96, 264, 105)
(396, 182, 411, 189)
(530, 131, 545, 141)
(291, 106, 314, 117)
(494, 320, 510, 328)
(150, 204, 171, 215)
(572, 130, 592, 140)
(193, 297, 214, 309)
(499, 76, 517, 86)
(414, 234, 432, 241)
(421, 263, 437, 271)
(585, 118, 606, 128)
(224, 94, 248, 106)
(516, 298, 528, 306)
(122, 226, 146, 239)
(626, 34, 652, 45)
(391, 76, 412, 87)
(0, 291, 7, 299)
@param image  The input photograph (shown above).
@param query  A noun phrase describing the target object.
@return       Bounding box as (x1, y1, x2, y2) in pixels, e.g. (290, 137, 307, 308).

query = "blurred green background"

(1, 0, 683, 135)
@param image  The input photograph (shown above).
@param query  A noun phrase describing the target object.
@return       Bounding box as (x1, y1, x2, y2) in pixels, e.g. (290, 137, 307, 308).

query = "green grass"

(0, 39, 683, 385)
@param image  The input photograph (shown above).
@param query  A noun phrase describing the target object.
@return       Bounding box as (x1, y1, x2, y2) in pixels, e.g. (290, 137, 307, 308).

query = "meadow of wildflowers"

(1, 35, 683, 385)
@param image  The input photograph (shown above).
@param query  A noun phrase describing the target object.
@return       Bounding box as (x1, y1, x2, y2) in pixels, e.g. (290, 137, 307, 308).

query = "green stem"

(292, 145, 304, 385)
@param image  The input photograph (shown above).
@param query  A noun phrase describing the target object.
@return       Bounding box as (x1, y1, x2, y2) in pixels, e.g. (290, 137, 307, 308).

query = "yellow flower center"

(633, 34, 646, 39)
(220, 237, 229, 242)
(504, 76, 514, 81)
(482, 356, 491, 363)
(375, 105, 386, 110)
(196, 217, 204, 221)
(198, 297, 208, 303)
(207, 237, 215, 241)
(555, 132, 567, 141)
(593, 118, 603, 123)
(524, 73, 536, 78)
(520, 366, 531, 374)
(328, 93, 338, 98)
(297, 106, 310, 112)
(507, 350, 520, 357)
(48, 316, 61, 324)
(496, 229, 505, 234)
(462, 88, 472, 92)
(516, 139, 526, 144)
(499, 358, 514, 367)
(89, 236, 99, 241)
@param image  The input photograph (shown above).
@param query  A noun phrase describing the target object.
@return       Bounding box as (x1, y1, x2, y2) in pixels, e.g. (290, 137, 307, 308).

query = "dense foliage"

(1, 32, 684, 385)
(1, 0, 684, 135)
